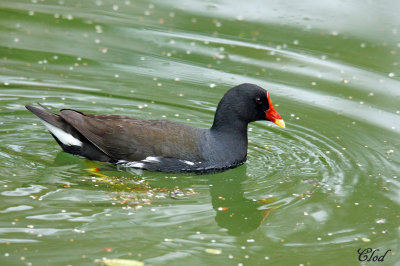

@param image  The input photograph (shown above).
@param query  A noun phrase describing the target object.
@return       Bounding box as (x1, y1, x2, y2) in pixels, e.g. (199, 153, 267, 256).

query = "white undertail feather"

(41, 121, 82, 146)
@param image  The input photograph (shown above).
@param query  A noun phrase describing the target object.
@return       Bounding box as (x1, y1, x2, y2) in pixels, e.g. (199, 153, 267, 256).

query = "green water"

(1, 0, 400, 265)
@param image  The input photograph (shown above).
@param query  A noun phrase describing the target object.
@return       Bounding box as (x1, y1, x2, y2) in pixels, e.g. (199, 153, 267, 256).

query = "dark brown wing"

(59, 109, 203, 162)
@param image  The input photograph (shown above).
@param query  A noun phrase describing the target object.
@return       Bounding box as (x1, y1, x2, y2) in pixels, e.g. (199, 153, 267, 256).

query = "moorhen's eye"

(255, 97, 262, 105)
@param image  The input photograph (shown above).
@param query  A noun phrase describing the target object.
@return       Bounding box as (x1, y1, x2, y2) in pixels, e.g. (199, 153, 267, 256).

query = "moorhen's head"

(212, 83, 285, 130)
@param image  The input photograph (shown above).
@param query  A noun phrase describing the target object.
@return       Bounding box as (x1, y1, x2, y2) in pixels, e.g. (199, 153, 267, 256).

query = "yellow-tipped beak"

(274, 119, 285, 128)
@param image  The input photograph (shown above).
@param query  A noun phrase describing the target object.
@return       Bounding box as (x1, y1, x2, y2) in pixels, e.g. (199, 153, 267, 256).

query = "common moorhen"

(26, 83, 285, 173)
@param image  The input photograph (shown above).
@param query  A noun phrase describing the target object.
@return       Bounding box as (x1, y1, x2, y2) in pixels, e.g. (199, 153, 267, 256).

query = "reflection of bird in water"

(60, 157, 279, 236)
(208, 168, 279, 236)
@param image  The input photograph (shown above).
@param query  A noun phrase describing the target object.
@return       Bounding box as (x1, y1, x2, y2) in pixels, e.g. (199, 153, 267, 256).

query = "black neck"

(210, 105, 249, 136)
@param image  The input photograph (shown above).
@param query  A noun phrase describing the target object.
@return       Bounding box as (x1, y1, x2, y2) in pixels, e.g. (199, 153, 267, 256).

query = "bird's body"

(26, 83, 284, 173)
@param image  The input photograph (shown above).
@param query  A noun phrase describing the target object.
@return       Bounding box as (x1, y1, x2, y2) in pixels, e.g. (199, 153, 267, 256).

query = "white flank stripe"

(142, 156, 160, 163)
(125, 162, 145, 168)
(41, 121, 82, 146)
(183, 160, 195, 166)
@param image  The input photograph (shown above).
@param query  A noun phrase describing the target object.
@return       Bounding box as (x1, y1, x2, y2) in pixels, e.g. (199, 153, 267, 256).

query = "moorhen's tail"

(25, 104, 113, 162)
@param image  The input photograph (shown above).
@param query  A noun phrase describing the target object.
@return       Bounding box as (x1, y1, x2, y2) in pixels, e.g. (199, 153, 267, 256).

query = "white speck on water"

(114, 74, 119, 78)
(28, 10, 35, 16)
(293, 39, 299, 45)
(388, 72, 395, 77)
(13, 37, 19, 43)
(112, 4, 119, 11)
(360, 43, 366, 48)
(354, 202, 359, 205)
(376, 218, 386, 224)
(317, 237, 322, 241)
(95, 25, 103, 34)
(209, 83, 216, 88)
(264, 256, 269, 260)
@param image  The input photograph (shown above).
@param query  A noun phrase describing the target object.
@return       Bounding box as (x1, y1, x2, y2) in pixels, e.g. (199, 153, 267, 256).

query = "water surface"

(1, 0, 399, 265)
